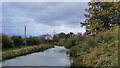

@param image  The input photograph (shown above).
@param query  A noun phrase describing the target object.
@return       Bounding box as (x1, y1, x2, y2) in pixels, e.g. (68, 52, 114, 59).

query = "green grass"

(67, 26, 119, 66)
(83, 40, 118, 66)
(1, 44, 54, 61)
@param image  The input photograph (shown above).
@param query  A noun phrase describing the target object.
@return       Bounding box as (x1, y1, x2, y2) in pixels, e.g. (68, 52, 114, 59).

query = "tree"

(69, 32, 75, 37)
(66, 32, 75, 38)
(77, 33, 82, 37)
(53, 34, 59, 43)
(2, 34, 14, 48)
(11, 36, 24, 47)
(81, 2, 120, 35)
(58, 32, 67, 39)
(26, 36, 40, 45)
(38, 34, 52, 43)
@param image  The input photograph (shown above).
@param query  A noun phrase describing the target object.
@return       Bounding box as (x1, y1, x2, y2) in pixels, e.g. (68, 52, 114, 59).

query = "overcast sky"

(2, 2, 88, 37)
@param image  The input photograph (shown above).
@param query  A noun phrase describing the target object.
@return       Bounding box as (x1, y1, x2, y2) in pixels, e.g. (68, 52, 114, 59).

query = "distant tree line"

(53, 32, 76, 42)
(2, 34, 53, 48)
(1, 32, 81, 49)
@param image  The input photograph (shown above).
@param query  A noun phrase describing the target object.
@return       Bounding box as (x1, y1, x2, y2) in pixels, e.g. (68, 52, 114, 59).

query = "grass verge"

(1, 44, 54, 61)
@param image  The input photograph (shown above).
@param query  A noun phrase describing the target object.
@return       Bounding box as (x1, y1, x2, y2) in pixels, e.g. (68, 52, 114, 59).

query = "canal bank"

(2, 44, 54, 61)
(1, 46, 71, 66)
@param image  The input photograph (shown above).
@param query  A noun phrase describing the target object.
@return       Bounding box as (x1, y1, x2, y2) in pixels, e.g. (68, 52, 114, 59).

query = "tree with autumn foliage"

(81, 2, 120, 35)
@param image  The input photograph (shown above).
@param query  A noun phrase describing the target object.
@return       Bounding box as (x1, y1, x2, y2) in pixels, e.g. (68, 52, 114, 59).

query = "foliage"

(58, 32, 67, 39)
(52, 34, 59, 43)
(11, 36, 24, 47)
(38, 34, 52, 44)
(2, 44, 54, 61)
(67, 32, 75, 38)
(83, 40, 118, 66)
(2, 34, 14, 48)
(70, 2, 120, 67)
(81, 2, 120, 35)
(53, 32, 75, 43)
(57, 39, 66, 46)
(69, 46, 80, 57)
(58, 36, 78, 49)
(26, 36, 40, 45)
(95, 26, 118, 42)
(64, 37, 76, 49)
(70, 26, 119, 66)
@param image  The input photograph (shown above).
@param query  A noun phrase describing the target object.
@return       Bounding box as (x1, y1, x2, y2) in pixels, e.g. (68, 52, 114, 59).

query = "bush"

(52, 34, 59, 43)
(85, 36, 98, 48)
(11, 36, 24, 47)
(57, 39, 65, 46)
(69, 46, 80, 57)
(64, 36, 78, 49)
(95, 26, 118, 42)
(26, 36, 40, 45)
(2, 34, 14, 48)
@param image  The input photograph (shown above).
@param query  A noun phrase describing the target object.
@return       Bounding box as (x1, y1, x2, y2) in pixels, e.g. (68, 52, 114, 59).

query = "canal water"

(2, 46, 71, 66)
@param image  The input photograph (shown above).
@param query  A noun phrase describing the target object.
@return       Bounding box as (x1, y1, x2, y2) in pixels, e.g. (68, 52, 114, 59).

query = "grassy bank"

(1, 44, 54, 61)
(58, 26, 119, 66)
(74, 26, 118, 66)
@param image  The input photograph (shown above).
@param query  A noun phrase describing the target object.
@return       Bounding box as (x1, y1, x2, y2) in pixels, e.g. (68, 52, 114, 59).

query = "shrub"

(85, 36, 98, 48)
(58, 39, 66, 46)
(2, 34, 14, 48)
(95, 26, 118, 42)
(95, 32, 112, 42)
(69, 46, 80, 57)
(26, 36, 40, 45)
(64, 36, 78, 49)
(11, 36, 24, 47)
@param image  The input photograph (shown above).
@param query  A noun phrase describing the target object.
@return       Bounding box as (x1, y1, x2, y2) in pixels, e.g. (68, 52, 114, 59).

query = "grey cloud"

(3, 2, 88, 26)
(2, 2, 88, 36)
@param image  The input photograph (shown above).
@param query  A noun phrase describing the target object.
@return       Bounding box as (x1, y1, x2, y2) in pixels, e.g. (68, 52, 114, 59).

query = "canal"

(2, 46, 71, 66)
